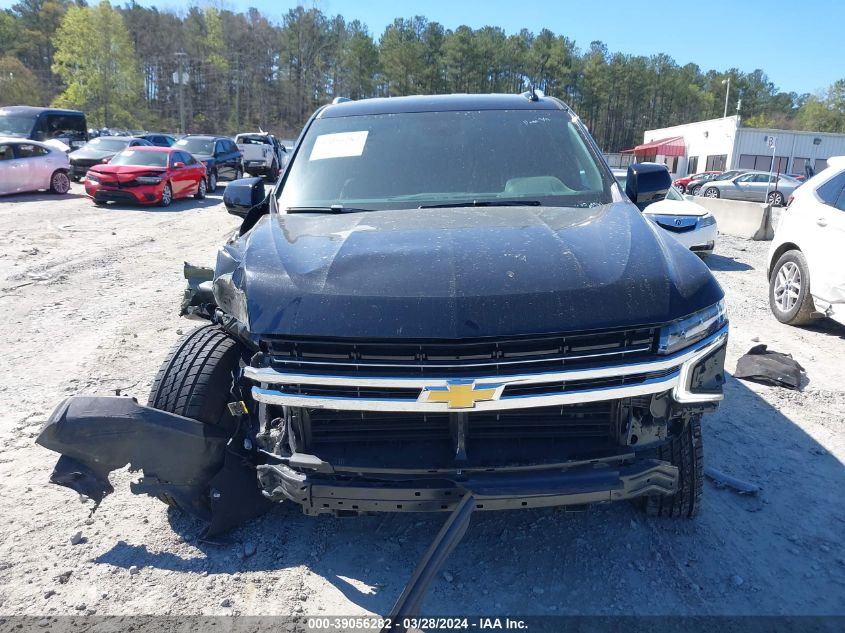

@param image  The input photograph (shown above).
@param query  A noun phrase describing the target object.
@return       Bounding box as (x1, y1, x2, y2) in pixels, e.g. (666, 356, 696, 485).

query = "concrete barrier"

(683, 195, 774, 241)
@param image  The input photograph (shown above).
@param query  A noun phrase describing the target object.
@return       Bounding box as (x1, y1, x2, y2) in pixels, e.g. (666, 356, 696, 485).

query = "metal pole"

(765, 138, 776, 202)
(723, 77, 730, 119)
(176, 52, 186, 135)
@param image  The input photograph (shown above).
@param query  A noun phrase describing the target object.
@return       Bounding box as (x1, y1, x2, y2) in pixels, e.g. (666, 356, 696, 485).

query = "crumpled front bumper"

(256, 456, 679, 516)
(36, 396, 270, 536)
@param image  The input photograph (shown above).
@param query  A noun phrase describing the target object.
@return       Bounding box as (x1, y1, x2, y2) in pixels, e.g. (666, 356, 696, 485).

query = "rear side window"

(16, 144, 49, 158)
(816, 172, 845, 207)
(0, 144, 13, 160)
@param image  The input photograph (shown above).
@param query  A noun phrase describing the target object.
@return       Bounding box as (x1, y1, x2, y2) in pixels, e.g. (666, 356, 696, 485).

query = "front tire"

(194, 176, 207, 200)
(676, 184, 686, 194)
(147, 326, 244, 508)
(769, 250, 817, 325)
(159, 182, 173, 207)
(704, 187, 720, 199)
(50, 170, 71, 194)
(640, 416, 703, 518)
(690, 185, 703, 196)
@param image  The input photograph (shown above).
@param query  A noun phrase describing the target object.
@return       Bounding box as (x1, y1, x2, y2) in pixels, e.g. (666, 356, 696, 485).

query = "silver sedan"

(699, 171, 801, 206)
(0, 137, 71, 196)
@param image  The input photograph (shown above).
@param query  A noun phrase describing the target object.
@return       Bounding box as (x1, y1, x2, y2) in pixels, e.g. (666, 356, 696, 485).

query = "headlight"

(659, 299, 727, 355)
(698, 213, 716, 228)
(86, 172, 99, 182)
(136, 176, 162, 184)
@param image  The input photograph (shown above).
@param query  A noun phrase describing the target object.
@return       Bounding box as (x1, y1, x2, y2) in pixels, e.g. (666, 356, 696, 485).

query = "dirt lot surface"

(0, 184, 844, 618)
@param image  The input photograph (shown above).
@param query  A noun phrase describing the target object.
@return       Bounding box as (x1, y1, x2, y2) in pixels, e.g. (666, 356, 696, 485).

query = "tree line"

(2, 0, 845, 151)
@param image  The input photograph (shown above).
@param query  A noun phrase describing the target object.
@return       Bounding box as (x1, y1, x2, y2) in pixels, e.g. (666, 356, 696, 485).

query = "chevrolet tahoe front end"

(37, 93, 728, 533)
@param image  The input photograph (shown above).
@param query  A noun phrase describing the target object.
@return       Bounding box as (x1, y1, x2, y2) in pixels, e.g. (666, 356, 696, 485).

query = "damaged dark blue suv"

(38, 93, 728, 535)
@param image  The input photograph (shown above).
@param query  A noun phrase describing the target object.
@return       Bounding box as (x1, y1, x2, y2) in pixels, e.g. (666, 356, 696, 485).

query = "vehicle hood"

(214, 202, 724, 339)
(643, 199, 709, 217)
(69, 147, 121, 161)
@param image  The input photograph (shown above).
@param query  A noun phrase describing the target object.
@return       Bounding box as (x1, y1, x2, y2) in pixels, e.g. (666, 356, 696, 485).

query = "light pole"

(722, 77, 731, 118)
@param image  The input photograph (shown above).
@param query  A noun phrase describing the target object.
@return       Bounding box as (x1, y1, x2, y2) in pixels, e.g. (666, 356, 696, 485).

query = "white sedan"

(613, 169, 718, 256)
(0, 137, 71, 196)
(768, 156, 845, 326)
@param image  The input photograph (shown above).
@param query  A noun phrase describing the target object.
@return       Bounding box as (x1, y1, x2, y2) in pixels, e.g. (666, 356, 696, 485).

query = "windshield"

(85, 137, 131, 152)
(175, 138, 213, 154)
(666, 186, 684, 201)
(277, 109, 611, 211)
(108, 150, 169, 167)
(0, 113, 36, 137)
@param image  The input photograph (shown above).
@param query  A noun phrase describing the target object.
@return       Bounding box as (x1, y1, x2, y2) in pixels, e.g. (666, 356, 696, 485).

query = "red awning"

(624, 136, 686, 157)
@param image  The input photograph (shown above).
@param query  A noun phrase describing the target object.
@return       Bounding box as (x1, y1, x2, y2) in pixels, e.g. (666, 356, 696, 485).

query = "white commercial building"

(628, 115, 845, 178)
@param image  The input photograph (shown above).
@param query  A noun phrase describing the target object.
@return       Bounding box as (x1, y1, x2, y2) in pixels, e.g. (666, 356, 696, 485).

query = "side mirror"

(625, 163, 672, 210)
(173, 161, 185, 169)
(223, 177, 266, 218)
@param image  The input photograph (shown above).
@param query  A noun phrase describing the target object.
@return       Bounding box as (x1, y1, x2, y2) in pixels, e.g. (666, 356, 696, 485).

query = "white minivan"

(768, 156, 845, 326)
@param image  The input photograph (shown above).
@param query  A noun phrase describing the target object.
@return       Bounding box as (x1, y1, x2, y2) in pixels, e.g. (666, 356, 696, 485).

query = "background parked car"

(235, 132, 285, 179)
(614, 168, 717, 256)
(768, 156, 845, 327)
(138, 133, 176, 147)
(173, 135, 243, 192)
(84, 146, 207, 207)
(687, 169, 747, 196)
(68, 136, 153, 181)
(0, 137, 71, 196)
(673, 171, 720, 194)
(0, 106, 88, 152)
(701, 171, 801, 206)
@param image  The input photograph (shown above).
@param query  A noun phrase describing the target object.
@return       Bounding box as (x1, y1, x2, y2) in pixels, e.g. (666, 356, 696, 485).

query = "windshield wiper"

(286, 205, 373, 214)
(419, 199, 542, 209)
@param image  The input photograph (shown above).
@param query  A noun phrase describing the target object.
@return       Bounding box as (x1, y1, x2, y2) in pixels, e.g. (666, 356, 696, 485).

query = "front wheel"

(769, 250, 817, 325)
(676, 184, 686, 194)
(194, 176, 207, 200)
(50, 170, 70, 194)
(147, 325, 245, 508)
(690, 185, 703, 196)
(159, 182, 173, 207)
(767, 191, 785, 206)
(704, 187, 720, 199)
(640, 416, 703, 518)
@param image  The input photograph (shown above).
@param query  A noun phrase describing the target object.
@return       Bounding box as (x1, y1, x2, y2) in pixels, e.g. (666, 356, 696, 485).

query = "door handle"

(816, 218, 828, 227)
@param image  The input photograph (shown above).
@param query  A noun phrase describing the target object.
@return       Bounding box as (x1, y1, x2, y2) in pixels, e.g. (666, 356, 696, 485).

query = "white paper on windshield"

(309, 131, 368, 161)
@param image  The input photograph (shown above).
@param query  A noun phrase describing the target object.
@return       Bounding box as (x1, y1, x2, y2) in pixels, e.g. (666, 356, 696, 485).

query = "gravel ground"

(0, 184, 843, 618)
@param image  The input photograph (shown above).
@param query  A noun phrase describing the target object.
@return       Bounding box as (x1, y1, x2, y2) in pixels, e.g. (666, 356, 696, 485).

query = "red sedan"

(673, 171, 721, 194)
(85, 146, 207, 206)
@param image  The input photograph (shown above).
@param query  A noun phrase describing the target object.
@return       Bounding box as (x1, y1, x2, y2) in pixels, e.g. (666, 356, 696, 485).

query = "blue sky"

(3, 0, 840, 95)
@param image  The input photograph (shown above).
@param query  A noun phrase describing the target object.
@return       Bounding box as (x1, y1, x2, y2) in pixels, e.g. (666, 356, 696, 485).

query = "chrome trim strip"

(244, 326, 728, 389)
(263, 343, 653, 369)
(251, 373, 680, 412)
(673, 331, 728, 403)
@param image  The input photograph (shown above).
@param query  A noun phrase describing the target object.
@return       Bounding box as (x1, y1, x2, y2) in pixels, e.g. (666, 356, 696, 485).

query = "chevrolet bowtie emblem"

(419, 380, 504, 409)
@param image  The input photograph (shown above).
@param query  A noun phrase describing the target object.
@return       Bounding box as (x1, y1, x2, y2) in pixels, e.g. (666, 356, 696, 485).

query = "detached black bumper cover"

(36, 396, 270, 536)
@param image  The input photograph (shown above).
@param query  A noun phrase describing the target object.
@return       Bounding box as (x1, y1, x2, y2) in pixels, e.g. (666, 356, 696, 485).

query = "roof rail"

(332, 97, 352, 105)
